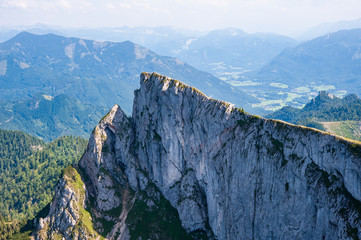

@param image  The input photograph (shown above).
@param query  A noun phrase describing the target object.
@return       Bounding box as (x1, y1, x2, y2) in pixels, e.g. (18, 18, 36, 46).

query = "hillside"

(300, 18, 361, 40)
(0, 31, 257, 115)
(230, 28, 361, 112)
(0, 27, 296, 115)
(321, 121, 361, 141)
(34, 73, 361, 239)
(266, 91, 361, 140)
(166, 28, 296, 77)
(0, 25, 201, 50)
(257, 29, 361, 95)
(0, 129, 87, 222)
(0, 26, 295, 76)
(0, 94, 107, 141)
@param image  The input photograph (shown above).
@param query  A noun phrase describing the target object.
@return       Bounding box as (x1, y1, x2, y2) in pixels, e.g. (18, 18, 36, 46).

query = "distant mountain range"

(0, 26, 296, 82)
(230, 28, 361, 112)
(0, 32, 255, 112)
(163, 28, 296, 76)
(0, 25, 202, 47)
(257, 29, 361, 94)
(300, 18, 361, 41)
(0, 32, 261, 140)
(1, 27, 361, 137)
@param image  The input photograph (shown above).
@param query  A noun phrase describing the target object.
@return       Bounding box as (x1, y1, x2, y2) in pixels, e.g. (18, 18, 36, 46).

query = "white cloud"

(57, 0, 71, 9)
(106, 3, 114, 9)
(0, 0, 93, 10)
(0, 0, 360, 36)
(118, 2, 131, 9)
(1, 0, 29, 8)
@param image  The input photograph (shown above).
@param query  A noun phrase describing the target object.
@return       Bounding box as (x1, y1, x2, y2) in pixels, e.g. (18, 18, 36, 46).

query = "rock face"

(36, 72, 361, 239)
(35, 166, 98, 239)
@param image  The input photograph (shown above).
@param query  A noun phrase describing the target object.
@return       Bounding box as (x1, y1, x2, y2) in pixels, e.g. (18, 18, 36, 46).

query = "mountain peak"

(98, 104, 126, 126)
(140, 72, 207, 96)
(207, 28, 246, 37)
(138, 72, 235, 114)
(317, 91, 335, 100)
(34, 72, 361, 239)
(302, 91, 338, 112)
(6, 31, 61, 43)
(36, 72, 361, 239)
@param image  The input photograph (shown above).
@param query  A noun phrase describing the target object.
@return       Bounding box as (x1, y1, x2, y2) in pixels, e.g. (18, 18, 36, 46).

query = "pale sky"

(0, 0, 361, 37)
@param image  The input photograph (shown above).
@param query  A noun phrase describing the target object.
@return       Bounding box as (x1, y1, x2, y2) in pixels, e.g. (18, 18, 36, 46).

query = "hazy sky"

(0, 0, 360, 36)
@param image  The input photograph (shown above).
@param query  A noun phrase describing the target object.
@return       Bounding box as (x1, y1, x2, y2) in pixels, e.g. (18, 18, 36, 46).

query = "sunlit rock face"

(36, 72, 361, 240)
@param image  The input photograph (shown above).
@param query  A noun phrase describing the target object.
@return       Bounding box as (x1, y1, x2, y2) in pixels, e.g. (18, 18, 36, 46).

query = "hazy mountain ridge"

(300, 18, 361, 40)
(34, 73, 361, 239)
(0, 26, 296, 86)
(2, 25, 361, 116)
(235, 28, 361, 112)
(0, 31, 257, 116)
(0, 25, 202, 47)
(257, 29, 361, 93)
(167, 28, 296, 74)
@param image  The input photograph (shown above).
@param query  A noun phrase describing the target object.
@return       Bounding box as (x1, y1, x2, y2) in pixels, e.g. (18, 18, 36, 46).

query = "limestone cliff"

(36, 72, 361, 239)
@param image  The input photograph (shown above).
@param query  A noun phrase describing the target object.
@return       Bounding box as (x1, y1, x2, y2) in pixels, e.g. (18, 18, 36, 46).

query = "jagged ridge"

(35, 72, 361, 240)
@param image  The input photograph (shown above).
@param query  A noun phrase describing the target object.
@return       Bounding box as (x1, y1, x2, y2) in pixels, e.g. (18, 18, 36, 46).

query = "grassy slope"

(321, 121, 361, 141)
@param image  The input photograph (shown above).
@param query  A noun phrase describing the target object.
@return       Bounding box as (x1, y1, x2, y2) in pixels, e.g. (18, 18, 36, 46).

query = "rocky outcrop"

(35, 166, 99, 239)
(36, 72, 361, 239)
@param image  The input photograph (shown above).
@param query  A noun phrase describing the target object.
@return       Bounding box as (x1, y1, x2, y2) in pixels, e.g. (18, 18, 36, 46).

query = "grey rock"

(37, 72, 361, 240)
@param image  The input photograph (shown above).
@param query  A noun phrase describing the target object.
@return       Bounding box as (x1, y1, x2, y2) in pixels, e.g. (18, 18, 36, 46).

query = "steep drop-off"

(35, 73, 361, 239)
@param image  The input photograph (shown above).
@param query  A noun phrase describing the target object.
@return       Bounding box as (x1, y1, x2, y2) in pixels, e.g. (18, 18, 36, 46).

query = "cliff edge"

(35, 72, 361, 239)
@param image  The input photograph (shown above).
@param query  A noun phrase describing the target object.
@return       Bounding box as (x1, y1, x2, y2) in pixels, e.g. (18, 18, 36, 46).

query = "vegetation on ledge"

(266, 91, 361, 140)
(0, 129, 87, 240)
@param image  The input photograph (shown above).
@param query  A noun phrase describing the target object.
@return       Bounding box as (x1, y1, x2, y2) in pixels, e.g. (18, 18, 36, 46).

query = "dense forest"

(0, 129, 88, 239)
(0, 213, 28, 240)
